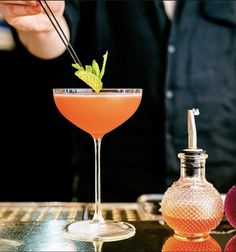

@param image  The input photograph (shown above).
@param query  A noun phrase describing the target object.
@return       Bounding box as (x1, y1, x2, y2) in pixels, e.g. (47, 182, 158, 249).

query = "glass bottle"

(161, 109, 224, 240)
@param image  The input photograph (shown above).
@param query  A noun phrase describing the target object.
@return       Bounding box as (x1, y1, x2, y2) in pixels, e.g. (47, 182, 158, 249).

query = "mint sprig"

(72, 51, 108, 93)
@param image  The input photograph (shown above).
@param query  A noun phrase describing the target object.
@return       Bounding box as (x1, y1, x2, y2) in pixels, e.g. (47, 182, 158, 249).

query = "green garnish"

(72, 51, 108, 93)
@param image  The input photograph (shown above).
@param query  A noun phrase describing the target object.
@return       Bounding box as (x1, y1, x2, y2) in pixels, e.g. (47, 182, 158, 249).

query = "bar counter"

(0, 197, 235, 251)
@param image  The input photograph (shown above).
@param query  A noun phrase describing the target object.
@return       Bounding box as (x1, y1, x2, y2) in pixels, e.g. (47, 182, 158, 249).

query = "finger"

(0, 1, 38, 6)
(0, 3, 42, 17)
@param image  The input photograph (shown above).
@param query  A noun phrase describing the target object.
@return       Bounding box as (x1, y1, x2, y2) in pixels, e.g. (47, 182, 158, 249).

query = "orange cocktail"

(53, 88, 142, 242)
(53, 89, 142, 138)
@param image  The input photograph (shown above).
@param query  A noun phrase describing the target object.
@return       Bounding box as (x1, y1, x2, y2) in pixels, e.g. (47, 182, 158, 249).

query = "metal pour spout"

(182, 108, 203, 153)
(188, 108, 199, 149)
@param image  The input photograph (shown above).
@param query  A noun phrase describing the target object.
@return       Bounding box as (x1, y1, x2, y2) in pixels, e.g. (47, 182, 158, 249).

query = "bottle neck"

(178, 152, 207, 181)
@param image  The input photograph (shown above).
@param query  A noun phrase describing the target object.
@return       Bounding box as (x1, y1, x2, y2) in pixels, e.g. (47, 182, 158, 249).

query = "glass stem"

(92, 137, 105, 223)
(93, 241, 103, 252)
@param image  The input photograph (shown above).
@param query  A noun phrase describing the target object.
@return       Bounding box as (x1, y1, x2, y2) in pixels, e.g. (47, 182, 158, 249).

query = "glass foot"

(62, 220, 136, 242)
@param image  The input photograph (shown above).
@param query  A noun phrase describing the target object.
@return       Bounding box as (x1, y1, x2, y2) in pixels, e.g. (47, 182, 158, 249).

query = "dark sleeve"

(64, 0, 81, 45)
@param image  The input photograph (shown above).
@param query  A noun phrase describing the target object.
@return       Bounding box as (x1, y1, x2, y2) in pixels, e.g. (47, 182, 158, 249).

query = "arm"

(0, 0, 69, 59)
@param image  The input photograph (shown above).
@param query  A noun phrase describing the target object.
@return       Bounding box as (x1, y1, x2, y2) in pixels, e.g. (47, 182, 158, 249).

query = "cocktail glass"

(53, 88, 142, 242)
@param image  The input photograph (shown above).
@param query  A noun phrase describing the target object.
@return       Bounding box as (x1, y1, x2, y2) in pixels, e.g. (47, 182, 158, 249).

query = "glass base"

(62, 220, 136, 242)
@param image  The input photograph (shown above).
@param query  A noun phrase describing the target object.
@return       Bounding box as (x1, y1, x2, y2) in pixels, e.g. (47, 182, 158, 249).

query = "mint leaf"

(85, 65, 93, 73)
(75, 71, 103, 93)
(72, 63, 83, 70)
(92, 60, 100, 77)
(72, 51, 108, 93)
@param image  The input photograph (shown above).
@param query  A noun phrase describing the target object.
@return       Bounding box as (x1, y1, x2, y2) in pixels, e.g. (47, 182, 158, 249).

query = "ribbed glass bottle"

(161, 151, 224, 240)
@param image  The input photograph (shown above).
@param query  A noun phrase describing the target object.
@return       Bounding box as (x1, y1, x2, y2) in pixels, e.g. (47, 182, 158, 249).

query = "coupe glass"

(53, 88, 142, 242)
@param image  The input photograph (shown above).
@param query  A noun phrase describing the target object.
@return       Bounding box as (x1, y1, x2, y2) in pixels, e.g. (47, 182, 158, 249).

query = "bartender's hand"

(0, 0, 69, 59)
(0, 1, 64, 32)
